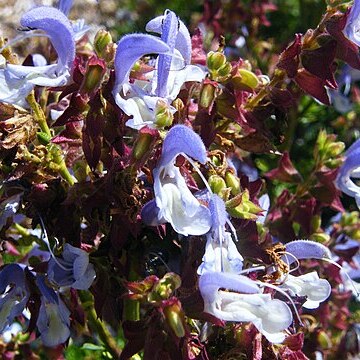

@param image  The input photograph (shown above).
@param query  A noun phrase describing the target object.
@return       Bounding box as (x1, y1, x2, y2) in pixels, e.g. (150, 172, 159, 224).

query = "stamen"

(279, 251, 300, 274)
(38, 215, 69, 271)
(322, 258, 360, 297)
(0, 31, 50, 54)
(238, 265, 265, 275)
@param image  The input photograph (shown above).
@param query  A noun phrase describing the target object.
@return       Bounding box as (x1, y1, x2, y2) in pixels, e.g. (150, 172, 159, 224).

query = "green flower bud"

(80, 56, 106, 94)
(232, 68, 259, 91)
(94, 29, 113, 57)
(311, 215, 322, 232)
(155, 100, 173, 128)
(155, 273, 181, 299)
(199, 82, 217, 108)
(132, 133, 153, 161)
(317, 330, 332, 349)
(73, 160, 89, 182)
(327, 141, 345, 157)
(324, 158, 343, 169)
(225, 171, 241, 195)
(208, 175, 227, 194)
(310, 232, 330, 243)
(226, 190, 263, 219)
(163, 302, 185, 338)
(207, 51, 227, 71)
(217, 62, 232, 78)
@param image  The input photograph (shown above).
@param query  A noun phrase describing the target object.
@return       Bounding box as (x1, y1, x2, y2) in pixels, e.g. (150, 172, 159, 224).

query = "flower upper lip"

(0, 6, 75, 106)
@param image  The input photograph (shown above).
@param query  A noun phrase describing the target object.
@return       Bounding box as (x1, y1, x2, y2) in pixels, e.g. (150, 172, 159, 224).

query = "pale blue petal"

(146, 11, 191, 65)
(36, 275, 58, 304)
(199, 271, 260, 304)
(257, 194, 270, 224)
(21, 6, 75, 69)
(112, 34, 170, 97)
(36, 294, 70, 347)
(0, 264, 26, 293)
(336, 146, 360, 199)
(283, 240, 332, 265)
(0, 265, 28, 333)
(57, 0, 73, 15)
(160, 125, 207, 166)
(47, 244, 95, 290)
(344, 0, 360, 46)
(141, 200, 163, 226)
(155, 10, 179, 97)
(209, 195, 227, 229)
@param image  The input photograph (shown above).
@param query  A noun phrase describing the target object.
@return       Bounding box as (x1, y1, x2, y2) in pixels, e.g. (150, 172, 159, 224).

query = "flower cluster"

(0, 0, 360, 359)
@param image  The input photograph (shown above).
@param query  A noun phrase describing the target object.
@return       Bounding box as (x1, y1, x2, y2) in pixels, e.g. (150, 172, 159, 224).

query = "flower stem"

(26, 91, 51, 138)
(79, 290, 122, 359)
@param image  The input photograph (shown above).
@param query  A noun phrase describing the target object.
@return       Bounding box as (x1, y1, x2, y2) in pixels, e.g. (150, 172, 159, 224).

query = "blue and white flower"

(142, 125, 211, 235)
(0, 7, 75, 107)
(112, 10, 205, 129)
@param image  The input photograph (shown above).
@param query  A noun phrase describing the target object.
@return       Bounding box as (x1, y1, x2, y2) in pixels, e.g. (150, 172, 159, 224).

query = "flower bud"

(94, 29, 113, 57)
(226, 189, 263, 219)
(311, 215, 322, 232)
(207, 51, 232, 82)
(132, 127, 159, 163)
(73, 160, 89, 182)
(325, 158, 343, 169)
(207, 51, 227, 71)
(225, 171, 241, 195)
(327, 142, 345, 157)
(232, 68, 259, 91)
(80, 56, 106, 94)
(310, 232, 330, 243)
(155, 100, 173, 128)
(37, 131, 51, 145)
(317, 330, 332, 349)
(217, 62, 232, 78)
(163, 300, 186, 338)
(199, 81, 217, 108)
(208, 175, 227, 194)
(154, 273, 181, 299)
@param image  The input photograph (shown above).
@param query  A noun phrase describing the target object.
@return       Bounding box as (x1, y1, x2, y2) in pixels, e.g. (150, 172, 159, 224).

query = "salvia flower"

(112, 9, 204, 129)
(0, 6, 75, 107)
(199, 271, 293, 343)
(0, 264, 29, 333)
(47, 243, 96, 290)
(336, 138, 360, 208)
(280, 240, 332, 308)
(141, 125, 211, 235)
